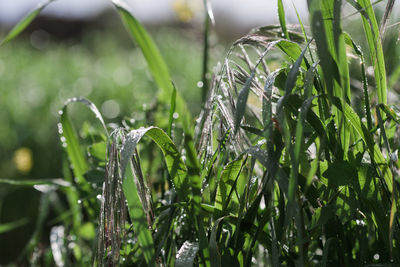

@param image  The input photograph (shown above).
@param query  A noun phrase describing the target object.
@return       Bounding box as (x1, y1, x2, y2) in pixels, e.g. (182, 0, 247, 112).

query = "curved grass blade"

(120, 127, 188, 200)
(0, 178, 70, 187)
(112, 0, 192, 131)
(0, 0, 55, 45)
(0, 217, 29, 234)
(235, 40, 297, 133)
(277, 0, 289, 40)
(60, 97, 107, 189)
(112, 0, 171, 96)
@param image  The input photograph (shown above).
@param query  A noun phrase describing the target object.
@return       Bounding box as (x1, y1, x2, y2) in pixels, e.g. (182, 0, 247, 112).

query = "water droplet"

(57, 123, 63, 134)
(77, 199, 82, 204)
(58, 110, 63, 116)
(197, 81, 204, 88)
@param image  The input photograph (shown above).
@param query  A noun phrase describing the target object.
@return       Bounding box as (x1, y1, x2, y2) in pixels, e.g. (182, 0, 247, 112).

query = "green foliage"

(2, 0, 400, 266)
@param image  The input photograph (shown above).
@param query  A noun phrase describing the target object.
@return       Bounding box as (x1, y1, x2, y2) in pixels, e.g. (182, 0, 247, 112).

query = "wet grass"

(1, 0, 400, 266)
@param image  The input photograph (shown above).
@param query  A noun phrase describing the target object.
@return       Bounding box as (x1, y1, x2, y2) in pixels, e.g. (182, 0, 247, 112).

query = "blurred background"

(0, 0, 399, 264)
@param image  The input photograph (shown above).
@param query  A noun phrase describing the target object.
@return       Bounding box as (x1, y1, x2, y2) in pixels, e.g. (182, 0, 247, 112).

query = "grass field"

(1, 0, 400, 266)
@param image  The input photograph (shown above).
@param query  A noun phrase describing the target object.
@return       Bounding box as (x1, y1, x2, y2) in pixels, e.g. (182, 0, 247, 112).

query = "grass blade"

(214, 159, 243, 212)
(168, 83, 177, 137)
(353, 0, 387, 104)
(0, 218, 29, 234)
(285, 38, 313, 95)
(112, 0, 171, 97)
(0, 0, 55, 45)
(122, 161, 156, 266)
(120, 127, 188, 200)
(235, 40, 292, 133)
(112, 0, 192, 132)
(60, 97, 107, 189)
(331, 97, 392, 192)
(277, 0, 289, 40)
(379, 0, 396, 37)
(0, 178, 70, 187)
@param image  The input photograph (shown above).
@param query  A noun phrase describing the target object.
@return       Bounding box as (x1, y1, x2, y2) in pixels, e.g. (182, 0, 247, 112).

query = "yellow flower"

(172, 0, 196, 22)
(13, 147, 33, 174)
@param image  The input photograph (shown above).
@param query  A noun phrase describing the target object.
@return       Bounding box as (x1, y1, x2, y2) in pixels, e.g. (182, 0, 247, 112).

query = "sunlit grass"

(1, 0, 400, 266)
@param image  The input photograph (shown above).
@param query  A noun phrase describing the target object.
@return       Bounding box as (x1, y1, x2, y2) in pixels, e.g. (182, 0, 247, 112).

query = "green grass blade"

(277, 0, 289, 40)
(112, 0, 171, 97)
(343, 33, 373, 130)
(60, 109, 89, 186)
(331, 97, 392, 192)
(285, 39, 313, 95)
(201, 0, 214, 103)
(214, 159, 243, 212)
(168, 83, 177, 137)
(353, 0, 387, 104)
(113, 1, 194, 138)
(112, 0, 192, 132)
(0, 217, 29, 234)
(235, 40, 293, 133)
(0, 0, 55, 45)
(120, 127, 188, 200)
(60, 97, 107, 189)
(0, 178, 70, 187)
(122, 161, 156, 266)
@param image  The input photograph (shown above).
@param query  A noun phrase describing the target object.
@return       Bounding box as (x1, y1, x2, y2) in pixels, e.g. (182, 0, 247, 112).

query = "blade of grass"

(60, 97, 107, 190)
(277, 0, 290, 40)
(120, 127, 188, 200)
(0, 217, 29, 234)
(122, 161, 156, 267)
(167, 83, 177, 137)
(0, 0, 55, 45)
(201, 0, 214, 103)
(352, 0, 387, 104)
(235, 40, 298, 133)
(379, 0, 396, 38)
(331, 96, 392, 192)
(0, 178, 70, 187)
(112, 0, 192, 132)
